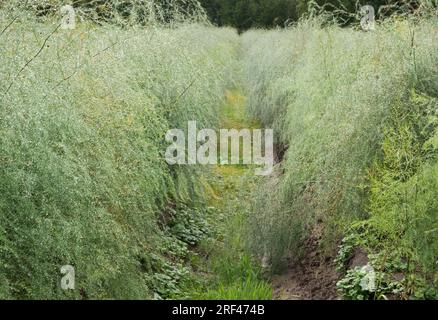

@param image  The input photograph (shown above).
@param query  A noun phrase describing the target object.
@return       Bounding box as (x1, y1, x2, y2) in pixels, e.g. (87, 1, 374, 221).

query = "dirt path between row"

(219, 89, 339, 300)
(272, 226, 340, 300)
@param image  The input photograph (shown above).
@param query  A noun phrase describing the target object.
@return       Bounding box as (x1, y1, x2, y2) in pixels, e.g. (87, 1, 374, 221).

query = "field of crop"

(242, 14, 438, 299)
(0, 0, 437, 300)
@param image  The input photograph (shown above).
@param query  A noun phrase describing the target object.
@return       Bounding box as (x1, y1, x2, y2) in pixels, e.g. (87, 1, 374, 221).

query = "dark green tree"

(199, 0, 300, 31)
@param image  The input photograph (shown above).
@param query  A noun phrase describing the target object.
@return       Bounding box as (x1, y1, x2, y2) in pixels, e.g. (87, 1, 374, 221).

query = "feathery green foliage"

(0, 1, 238, 299)
(241, 12, 438, 298)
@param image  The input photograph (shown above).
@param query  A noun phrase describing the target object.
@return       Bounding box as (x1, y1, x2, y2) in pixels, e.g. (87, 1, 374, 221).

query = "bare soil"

(272, 226, 340, 300)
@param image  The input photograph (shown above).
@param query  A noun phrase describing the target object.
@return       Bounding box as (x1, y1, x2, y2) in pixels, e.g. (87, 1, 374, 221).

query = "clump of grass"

(200, 278, 273, 300)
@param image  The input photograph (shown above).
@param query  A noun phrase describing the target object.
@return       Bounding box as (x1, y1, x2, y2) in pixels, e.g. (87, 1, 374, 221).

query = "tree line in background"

(6, 0, 435, 31)
(200, 0, 429, 30)
(199, 0, 299, 30)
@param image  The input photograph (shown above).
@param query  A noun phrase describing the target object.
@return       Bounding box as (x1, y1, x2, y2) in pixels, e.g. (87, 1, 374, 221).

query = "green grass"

(200, 278, 273, 300)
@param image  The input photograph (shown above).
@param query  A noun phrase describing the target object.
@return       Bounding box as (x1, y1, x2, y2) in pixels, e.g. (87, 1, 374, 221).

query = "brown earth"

(272, 225, 340, 300)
